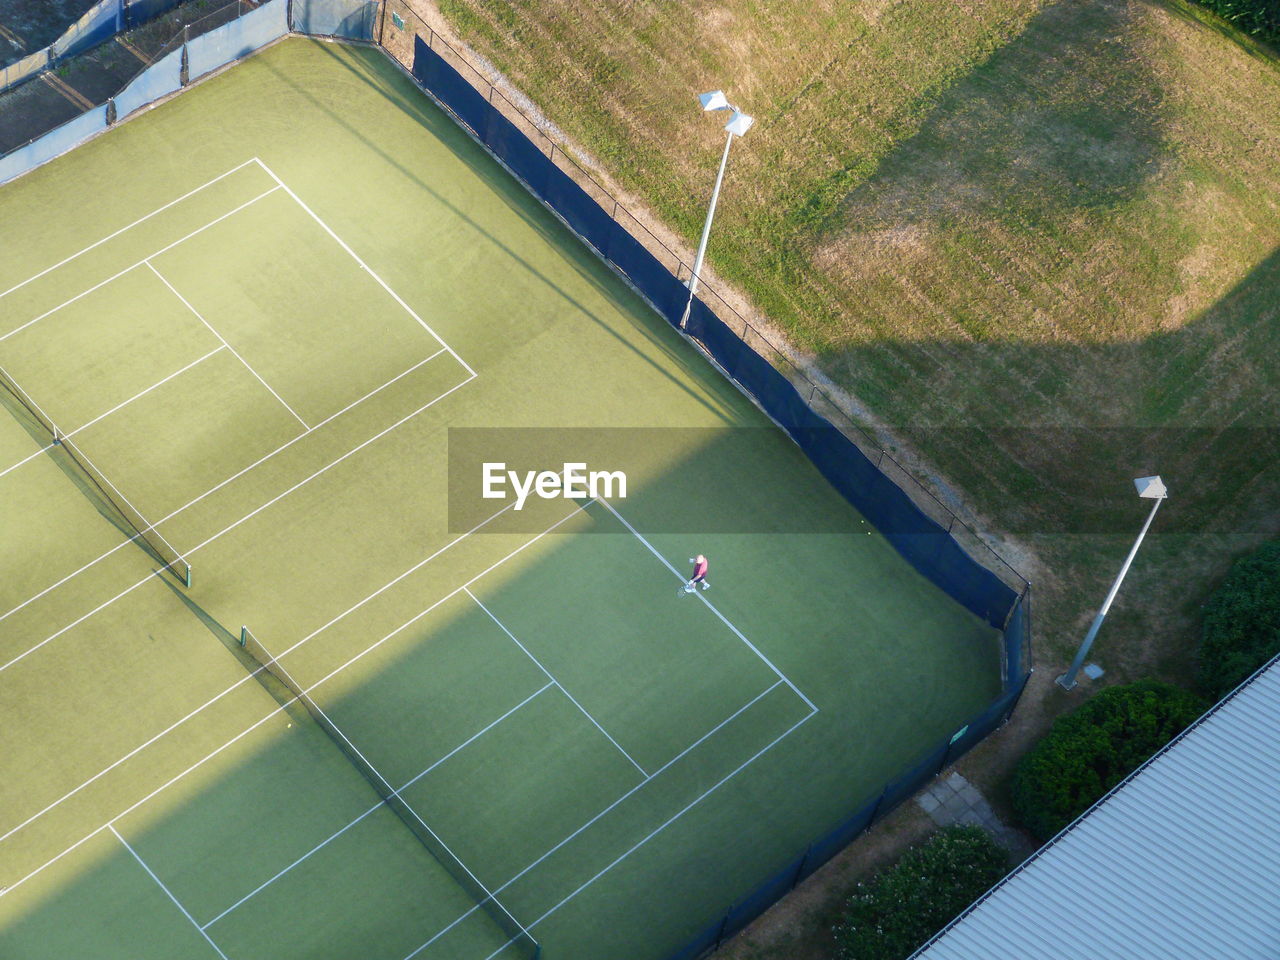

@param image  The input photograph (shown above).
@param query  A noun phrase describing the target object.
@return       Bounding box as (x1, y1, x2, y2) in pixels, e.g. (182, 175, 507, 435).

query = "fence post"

(792, 847, 810, 889)
(714, 910, 730, 949)
(376, 0, 386, 45)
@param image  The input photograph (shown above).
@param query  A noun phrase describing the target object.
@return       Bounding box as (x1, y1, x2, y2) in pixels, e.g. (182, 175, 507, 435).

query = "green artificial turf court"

(0, 37, 1004, 960)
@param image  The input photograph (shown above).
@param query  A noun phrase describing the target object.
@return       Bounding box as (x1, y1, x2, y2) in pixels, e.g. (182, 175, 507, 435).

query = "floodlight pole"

(1057, 483, 1167, 691)
(680, 128, 735, 329)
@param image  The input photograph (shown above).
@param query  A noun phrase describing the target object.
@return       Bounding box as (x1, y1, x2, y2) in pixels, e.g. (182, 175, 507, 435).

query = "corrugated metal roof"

(912, 659, 1280, 960)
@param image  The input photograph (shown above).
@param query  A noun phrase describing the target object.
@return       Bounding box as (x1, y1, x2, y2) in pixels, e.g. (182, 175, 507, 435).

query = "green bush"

(1010, 680, 1205, 841)
(1199, 540, 1280, 700)
(833, 826, 1008, 960)
(1191, 0, 1280, 45)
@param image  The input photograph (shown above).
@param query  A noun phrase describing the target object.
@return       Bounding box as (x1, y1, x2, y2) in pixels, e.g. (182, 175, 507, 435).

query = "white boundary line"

(0, 158, 260, 303)
(65, 345, 227, 440)
(500, 709, 819, 952)
(0, 352, 463, 665)
(465, 586, 648, 778)
(251, 159, 473, 378)
(0, 443, 54, 481)
(402, 680, 803, 960)
(596, 496, 819, 713)
(0, 500, 574, 892)
(5, 497, 819, 960)
(202, 681, 556, 931)
(109, 824, 230, 960)
(0, 335, 217, 488)
(0, 185, 282, 346)
(0, 491, 516, 851)
(0, 162, 471, 636)
(146, 261, 310, 429)
(238, 633, 538, 946)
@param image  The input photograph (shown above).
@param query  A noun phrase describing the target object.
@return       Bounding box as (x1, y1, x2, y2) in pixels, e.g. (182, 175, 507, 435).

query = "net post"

(184, 562, 192, 588)
(239, 625, 248, 648)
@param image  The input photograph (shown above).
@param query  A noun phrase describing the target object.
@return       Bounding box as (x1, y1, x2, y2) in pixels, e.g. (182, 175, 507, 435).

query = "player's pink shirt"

(692, 558, 708, 579)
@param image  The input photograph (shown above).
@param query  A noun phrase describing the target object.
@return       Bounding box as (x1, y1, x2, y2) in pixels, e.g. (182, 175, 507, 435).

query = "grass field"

(426, 0, 1280, 683)
(0, 38, 1006, 959)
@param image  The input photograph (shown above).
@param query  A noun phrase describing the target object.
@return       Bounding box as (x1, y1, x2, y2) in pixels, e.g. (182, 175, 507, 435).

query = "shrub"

(1191, 0, 1280, 45)
(833, 826, 1008, 960)
(1010, 680, 1205, 841)
(1199, 539, 1280, 701)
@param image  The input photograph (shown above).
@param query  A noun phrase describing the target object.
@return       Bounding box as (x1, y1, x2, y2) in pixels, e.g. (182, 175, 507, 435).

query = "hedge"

(1199, 539, 1280, 700)
(1010, 680, 1205, 841)
(833, 826, 1009, 960)
(1191, 0, 1280, 45)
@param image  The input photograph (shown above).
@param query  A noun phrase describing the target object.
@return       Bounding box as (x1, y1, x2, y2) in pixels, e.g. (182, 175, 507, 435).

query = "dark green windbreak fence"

(0, 1, 1035, 951)
(397, 19, 1033, 959)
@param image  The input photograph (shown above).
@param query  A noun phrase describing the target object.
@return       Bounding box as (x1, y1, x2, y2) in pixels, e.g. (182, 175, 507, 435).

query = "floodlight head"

(725, 110, 754, 137)
(699, 90, 730, 111)
(1134, 475, 1167, 499)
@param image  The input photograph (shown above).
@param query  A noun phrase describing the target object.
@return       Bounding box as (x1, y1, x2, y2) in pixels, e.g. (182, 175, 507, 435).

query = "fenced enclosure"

(378, 10, 1032, 956)
(0, 5, 1033, 958)
(0, 0, 377, 183)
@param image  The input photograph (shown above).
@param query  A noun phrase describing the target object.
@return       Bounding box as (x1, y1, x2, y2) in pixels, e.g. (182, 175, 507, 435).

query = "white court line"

(596, 497, 818, 713)
(278, 501, 593, 697)
(465, 587, 648, 778)
(0, 355, 465, 667)
(109, 825, 230, 960)
(0, 495, 516, 850)
(68, 345, 227, 439)
(252, 159, 476, 379)
(202, 681, 555, 931)
(0, 501, 578, 894)
(203, 804, 381, 929)
(492, 709, 820, 955)
(0, 158, 260, 302)
(402, 679, 792, 960)
(0, 345, 226, 602)
(0, 443, 54, 481)
(0, 185, 282, 346)
(261, 650, 536, 948)
(146, 261, 310, 430)
(1, 159, 473, 630)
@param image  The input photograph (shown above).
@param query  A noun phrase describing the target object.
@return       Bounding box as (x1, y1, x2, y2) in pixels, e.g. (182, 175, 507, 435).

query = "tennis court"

(0, 38, 1003, 959)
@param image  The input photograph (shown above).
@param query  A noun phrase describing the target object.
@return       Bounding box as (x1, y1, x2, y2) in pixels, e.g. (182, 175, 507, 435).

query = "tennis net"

(0, 362, 191, 586)
(238, 626, 540, 958)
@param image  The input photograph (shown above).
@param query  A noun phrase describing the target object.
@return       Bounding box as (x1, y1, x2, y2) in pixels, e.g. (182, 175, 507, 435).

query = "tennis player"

(686, 554, 710, 592)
